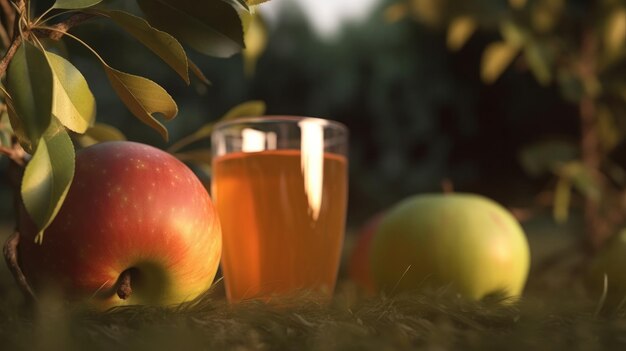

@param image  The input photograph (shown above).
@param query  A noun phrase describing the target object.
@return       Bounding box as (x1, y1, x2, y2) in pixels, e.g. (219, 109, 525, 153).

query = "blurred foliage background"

(1, 0, 625, 247)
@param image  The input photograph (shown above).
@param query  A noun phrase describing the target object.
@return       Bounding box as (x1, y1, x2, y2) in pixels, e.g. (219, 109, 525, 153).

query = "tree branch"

(578, 30, 606, 251)
(0, 12, 96, 79)
(3, 231, 37, 303)
(0, 135, 25, 165)
(40, 13, 95, 40)
(0, 31, 24, 78)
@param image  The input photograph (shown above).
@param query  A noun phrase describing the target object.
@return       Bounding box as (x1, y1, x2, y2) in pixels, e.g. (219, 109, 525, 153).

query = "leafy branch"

(389, 0, 626, 252)
(0, 0, 260, 241)
(0, 12, 92, 76)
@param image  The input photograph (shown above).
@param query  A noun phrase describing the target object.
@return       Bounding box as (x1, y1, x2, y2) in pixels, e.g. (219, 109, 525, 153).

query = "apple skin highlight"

(19, 141, 222, 309)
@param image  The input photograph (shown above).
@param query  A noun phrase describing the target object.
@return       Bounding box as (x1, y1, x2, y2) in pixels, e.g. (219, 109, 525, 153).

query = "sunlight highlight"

(242, 128, 277, 152)
(299, 119, 325, 221)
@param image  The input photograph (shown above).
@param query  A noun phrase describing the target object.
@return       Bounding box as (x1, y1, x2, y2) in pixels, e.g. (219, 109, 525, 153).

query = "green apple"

(18, 141, 222, 310)
(370, 193, 530, 300)
(586, 230, 626, 309)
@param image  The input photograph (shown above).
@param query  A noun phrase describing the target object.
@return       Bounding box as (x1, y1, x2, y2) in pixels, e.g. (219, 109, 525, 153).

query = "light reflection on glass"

(241, 128, 278, 153)
(298, 119, 325, 221)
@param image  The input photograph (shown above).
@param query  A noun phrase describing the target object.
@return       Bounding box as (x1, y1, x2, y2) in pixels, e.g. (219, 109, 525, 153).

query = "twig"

(0, 17, 10, 47)
(37, 13, 95, 40)
(578, 30, 605, 251)
(0, 0, 25, 78)
(0, 135, 25, 165)
(12, 0, 25, 35)
(0, 0, 15, 38)
(3, 231, 37, 303)
(0, 12, 96, 79)
(0, 32, 24, 78)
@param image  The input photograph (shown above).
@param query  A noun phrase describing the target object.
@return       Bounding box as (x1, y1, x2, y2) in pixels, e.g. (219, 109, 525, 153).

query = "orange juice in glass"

(211, 117, 348, 302)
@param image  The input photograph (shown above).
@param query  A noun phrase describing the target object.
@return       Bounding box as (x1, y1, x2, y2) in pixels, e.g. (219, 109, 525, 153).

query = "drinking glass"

(211, 116, 348, 302)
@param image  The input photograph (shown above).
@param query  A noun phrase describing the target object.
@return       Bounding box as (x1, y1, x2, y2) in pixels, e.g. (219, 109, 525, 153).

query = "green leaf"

(221, 99, 266, 120)
(518, 140, 578, 177)
(243, 12, 268, 76)
(500, 21, 526, 47)
(97, 10, 190, 84)
(605, 8, 626, 57)
(553, 175, 571, 223)
(447, 16, 476, 52)
(47, 51, 96, 133)
(6, 41, 53, 149)
(76, 123, 126, 147)
(229, 0, 249, 10)
(597, 105, 622, 152)
(524, 42, 552, 86)
(137, 0, 245, 57)
(531, 0, 564, 33)
(246, 0, 271, 5)
(1, 88, 31, 151)
(573, 172, 602, 203)
(167, 100, 265, 153)
(480, 41, 520, 84)
(52, 0, 103, 9)
(557, 69, 584, 103)
(104, 66, 177, 140)
(0, 110, 12, 147)
(189, 60, 211, 85)
(39, 38, 69, 57)
(21, 119, 75, 243)
(560, 162, 602, 202)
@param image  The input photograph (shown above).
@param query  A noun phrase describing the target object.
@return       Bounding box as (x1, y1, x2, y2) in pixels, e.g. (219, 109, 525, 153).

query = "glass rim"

(213, 115, 348, 134)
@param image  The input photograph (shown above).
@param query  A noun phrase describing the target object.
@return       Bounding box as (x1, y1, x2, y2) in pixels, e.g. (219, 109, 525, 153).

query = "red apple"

(18, 141, 222, 309)
(348, 213, 384, 292)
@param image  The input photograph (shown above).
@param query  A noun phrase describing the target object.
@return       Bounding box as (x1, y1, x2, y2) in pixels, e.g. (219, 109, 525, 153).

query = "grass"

(2, 277, 626, 350)
(1, 222, 626, 350)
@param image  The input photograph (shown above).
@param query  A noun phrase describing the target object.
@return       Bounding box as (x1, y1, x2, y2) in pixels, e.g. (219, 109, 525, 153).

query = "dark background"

(0, 0, 589, 227)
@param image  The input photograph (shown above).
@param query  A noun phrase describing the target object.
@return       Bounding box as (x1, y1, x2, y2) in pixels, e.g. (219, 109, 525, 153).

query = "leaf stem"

(25, 0, 30, 22)
(29, 31, 47, 53)
(0, 12, 95, 79)
(34, 9, 76, 26)
(32, 5, 55, 27)
(35, 24, 105, 63)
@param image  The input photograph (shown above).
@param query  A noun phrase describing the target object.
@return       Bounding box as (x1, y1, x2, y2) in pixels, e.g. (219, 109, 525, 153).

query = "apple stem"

(3, 231, 37, 302)
(441, 179, 454, 194)
(116, 269, 133, 300)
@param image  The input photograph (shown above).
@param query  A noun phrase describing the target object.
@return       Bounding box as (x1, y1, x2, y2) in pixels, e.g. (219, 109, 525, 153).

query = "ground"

(1, 220, 625, 351)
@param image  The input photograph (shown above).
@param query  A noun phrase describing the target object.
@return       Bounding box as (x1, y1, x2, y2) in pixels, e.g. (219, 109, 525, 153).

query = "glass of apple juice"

(211, 116, 348, 303)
